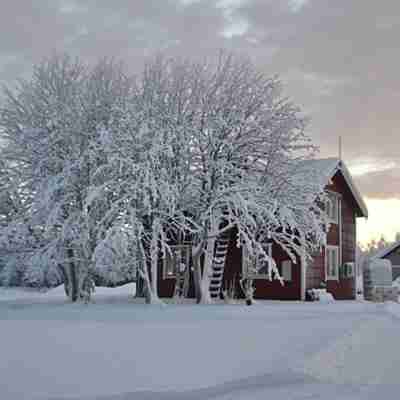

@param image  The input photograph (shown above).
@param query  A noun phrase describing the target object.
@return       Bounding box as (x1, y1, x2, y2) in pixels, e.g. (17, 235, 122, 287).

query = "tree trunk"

(150, 245, 159, 302)
(135, 269, 145, 298)
(143, 220, 163, 305)
(198, 234, 216, 304)
(139, 250, 163, 305)
(240, 278, 254, 306)
(192, 232, 217, 304)
(59, 264, 70, 297)
(192, 247, 202, 303)
(64, 282, 70, 298)
(67, 248, 79, 302)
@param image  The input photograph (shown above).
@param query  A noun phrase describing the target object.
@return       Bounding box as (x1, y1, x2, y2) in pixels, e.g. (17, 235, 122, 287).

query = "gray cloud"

(355, 166, 400, 200)
(0, 0, 399, 199)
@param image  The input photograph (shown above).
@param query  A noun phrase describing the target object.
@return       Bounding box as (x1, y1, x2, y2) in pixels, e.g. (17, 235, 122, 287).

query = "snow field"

(1, 285, 400, 399)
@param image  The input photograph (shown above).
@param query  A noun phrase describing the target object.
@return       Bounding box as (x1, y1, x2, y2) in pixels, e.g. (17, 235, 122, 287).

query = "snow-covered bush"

(307, 288, 335, 303)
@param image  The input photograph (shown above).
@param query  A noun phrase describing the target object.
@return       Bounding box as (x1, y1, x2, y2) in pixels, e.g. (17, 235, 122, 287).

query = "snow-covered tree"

(0, 52, 328, 305)
(0, 152, 49, 287)
(89, 56, 197, 304)
(0, 55, 138, 300)
(146, 53, 327, 304)
(0, 159, 19, 227)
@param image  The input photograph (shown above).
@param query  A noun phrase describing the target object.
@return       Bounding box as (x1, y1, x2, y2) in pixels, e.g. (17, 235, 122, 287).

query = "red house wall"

(157, 169, 359, 301)
(157, 228, 302, 300)
(157, 254, 196, 299)
(157, 266, 176, 298)
(222, 231, 301, 300)
(306, 171, 356, 299)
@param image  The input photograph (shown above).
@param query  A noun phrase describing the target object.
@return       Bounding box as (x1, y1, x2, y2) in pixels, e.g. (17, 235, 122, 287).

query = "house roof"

(373, 240, 400, 260)
(300, 157, 368, 218)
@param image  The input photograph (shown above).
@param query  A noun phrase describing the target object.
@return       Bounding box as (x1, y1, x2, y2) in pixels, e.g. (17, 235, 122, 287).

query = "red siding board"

(306, 171, 356, 299)
(306, 250, 325, 290)
(222, 235, 301, 300)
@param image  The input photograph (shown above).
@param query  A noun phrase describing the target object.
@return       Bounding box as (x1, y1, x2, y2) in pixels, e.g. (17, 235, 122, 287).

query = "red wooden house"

(158, 158, 368, 301)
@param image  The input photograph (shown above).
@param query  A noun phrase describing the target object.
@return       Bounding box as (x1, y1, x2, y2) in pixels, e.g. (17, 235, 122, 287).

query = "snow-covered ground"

(1, 285, 400, 400)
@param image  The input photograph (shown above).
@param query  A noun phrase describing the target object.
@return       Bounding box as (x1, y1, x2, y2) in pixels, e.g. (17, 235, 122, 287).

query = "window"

(326, 246, 339, 280)
(326, 192, 339, 223)
(281, 260, 292, 282)
(242, 243, 273, 279)
(163, 245, 190, 279)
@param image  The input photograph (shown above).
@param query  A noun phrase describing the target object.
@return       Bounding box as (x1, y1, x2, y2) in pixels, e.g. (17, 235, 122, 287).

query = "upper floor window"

(326, 192, 339, 224)
(326, 245, 339, 280)
(281, 260, 292, 282)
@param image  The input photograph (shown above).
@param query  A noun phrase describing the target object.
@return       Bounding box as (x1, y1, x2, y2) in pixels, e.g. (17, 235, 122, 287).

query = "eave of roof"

(301, 157, 368, 218)
(336, 160, 369, 218)
(373, 240, 400, 260)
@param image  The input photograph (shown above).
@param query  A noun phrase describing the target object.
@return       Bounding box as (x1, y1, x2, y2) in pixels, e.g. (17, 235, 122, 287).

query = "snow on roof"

(300, 157, 368, 218)
(298, 158, 340, 189)
(373, 240, 400, 260)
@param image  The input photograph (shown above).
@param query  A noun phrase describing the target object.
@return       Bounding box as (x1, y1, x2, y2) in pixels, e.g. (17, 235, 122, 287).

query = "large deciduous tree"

(137, 54, 326, 304)
(0, 52, 327, 304)
(0, 56, 137, 300)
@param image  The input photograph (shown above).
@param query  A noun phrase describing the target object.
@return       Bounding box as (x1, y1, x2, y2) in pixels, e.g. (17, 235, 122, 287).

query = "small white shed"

(363, 259, 398, 302)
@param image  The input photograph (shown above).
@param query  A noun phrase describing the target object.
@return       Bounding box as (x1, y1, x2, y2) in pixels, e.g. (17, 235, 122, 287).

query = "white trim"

(326, 245, 339, 280)
(300, 249, 307, 301)
(242, 243, 273, 279)
(338, 161, 368, 218)
(326, 191, 339, 224)
(338, 197, 342, 267)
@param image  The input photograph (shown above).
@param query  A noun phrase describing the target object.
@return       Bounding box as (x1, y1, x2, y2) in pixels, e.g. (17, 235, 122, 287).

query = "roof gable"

(300, 158, 368, 218)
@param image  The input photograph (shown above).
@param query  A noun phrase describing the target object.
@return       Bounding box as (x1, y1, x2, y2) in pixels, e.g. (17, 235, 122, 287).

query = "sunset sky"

(0, 0, 399, 245)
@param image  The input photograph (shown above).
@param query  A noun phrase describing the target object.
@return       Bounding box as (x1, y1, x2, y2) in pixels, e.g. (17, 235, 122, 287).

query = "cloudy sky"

(0, 0, 399, 244)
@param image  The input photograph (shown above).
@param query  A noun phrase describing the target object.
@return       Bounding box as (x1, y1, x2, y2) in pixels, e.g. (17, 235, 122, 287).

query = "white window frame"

(163, 245, 190, 279)
(281, 260, 292, 282)
(326, 245, 339, 280)
(326, 191, 339, 224)
(242, 243, 273, 279)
